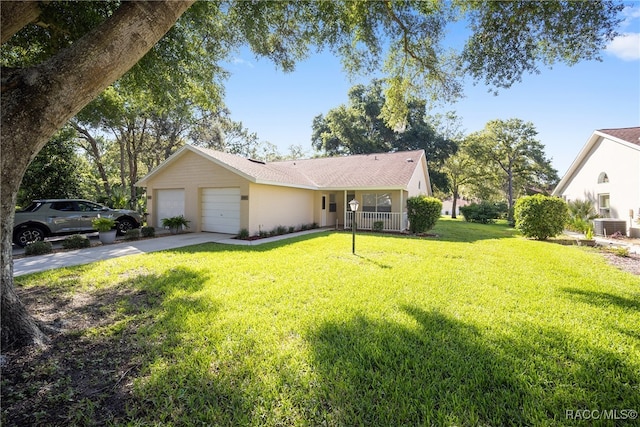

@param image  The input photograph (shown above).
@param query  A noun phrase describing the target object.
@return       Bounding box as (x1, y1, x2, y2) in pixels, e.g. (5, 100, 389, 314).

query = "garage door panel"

(156, 189, 185, 228)
(202, 188, 240, 234)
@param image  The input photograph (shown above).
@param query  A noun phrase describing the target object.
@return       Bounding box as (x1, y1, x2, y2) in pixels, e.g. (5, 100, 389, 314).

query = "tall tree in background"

(312, 80, 457, 190)
(1, 1, 624, 348)
(18, 127, 95, 206)
(441, 138, 490, 219)
(468, 119, 559, 223)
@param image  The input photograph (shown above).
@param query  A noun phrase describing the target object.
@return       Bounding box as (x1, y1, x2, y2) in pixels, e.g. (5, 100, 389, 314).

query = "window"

(598, 194, 610, 217)
(598, 172, 609, 183)
(50, 201, 75, 211)
(329, 194, 337, 212)
(362, 193, 392, 213)
(76, 201, 104, 212)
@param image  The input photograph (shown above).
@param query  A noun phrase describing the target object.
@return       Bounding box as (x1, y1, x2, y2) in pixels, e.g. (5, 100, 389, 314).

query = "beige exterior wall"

(247, 183, 315, 234)
(143, 151, 249, 231)
(557, 137, 640, 234)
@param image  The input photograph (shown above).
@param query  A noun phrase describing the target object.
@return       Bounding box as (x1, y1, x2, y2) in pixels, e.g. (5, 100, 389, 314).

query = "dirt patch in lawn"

(1, 285, 158, 426)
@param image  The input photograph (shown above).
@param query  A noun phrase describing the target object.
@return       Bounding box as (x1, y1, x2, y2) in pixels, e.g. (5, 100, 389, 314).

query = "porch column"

(343, 190, 347, 230)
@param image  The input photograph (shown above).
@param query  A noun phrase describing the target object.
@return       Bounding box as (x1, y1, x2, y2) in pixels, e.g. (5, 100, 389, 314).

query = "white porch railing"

(345, 212, 407, 232)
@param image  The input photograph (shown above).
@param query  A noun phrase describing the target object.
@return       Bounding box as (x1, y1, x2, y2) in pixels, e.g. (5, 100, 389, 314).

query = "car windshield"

(18, 202, 43, 212)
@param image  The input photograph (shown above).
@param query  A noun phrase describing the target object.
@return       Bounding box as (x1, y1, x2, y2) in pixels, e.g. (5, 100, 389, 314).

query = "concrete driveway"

(12, 228, 329, 277)
(13, 232, 234, 277)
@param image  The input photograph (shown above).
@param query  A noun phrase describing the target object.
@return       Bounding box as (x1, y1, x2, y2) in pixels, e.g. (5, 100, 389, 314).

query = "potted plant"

(92, 216, 117, 244)
(161, 215, 190, 234)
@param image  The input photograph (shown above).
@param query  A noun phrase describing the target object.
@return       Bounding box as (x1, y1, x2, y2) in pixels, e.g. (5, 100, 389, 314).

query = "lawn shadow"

(354, 254, 393, 269)
(2, 266, 211, 426)
(305, 306, 530, 425)
(561, 287, 640, 312)
(305, 305, 639, 425)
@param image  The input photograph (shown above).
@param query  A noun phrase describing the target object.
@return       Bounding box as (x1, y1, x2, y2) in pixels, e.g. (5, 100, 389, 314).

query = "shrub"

(124, 229, 140, 241)
(460, 201, 501, 224)
(407, 196, 442, 233)
(276, 225, 288, 235)
(373, 221, 384, 232)
(288, 226, 295, 234)
(25, 240, 53, 256)
(237, 228, 250, 239)
(92, 217, 115, 232)
(62, 234, 90, 249)
(514, 195, 568, 240)
(161, 215, 190, 231)
(141, 226, 155, 238)
(566, 199, 598, 232)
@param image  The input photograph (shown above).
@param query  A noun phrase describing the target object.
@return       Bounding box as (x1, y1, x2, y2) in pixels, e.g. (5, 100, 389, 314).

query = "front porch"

(345, 211, 408, 232)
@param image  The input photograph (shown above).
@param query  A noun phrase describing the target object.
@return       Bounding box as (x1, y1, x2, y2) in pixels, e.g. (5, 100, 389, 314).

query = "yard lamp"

(349, 198, 359, 254)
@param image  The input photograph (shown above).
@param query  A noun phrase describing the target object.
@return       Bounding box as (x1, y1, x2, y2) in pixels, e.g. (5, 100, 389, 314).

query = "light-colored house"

(552, 127, 640, 236)
(136, 145, 432, 235)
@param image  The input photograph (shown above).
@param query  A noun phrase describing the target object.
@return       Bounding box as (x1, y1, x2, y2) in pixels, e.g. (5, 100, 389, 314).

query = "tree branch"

(1, 1, 43, 45)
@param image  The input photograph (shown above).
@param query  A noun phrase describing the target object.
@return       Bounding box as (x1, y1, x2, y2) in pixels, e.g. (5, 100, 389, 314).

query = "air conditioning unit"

(593, 219, 627, 236)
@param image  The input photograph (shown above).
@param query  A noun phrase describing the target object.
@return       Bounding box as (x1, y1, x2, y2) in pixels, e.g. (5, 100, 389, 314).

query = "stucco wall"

(247, 183, 315, 234)
(406, 157, 432, 197)
(143, 151, 249, 231)
(558, 137, 640, 226)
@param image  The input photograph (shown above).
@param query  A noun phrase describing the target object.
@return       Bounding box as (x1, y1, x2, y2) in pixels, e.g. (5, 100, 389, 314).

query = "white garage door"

(156, 189, 185, 228)
(202, 188, 241, 234)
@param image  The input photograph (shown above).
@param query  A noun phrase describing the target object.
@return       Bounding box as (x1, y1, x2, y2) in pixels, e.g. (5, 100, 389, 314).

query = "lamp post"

(349, 198, 359, 254)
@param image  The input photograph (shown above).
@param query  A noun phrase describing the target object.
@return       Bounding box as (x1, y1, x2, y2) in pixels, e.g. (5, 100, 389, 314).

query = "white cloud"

(621, 5, 640, 24)
(231, 57, 255, 68)
(606, 33, 640, 61)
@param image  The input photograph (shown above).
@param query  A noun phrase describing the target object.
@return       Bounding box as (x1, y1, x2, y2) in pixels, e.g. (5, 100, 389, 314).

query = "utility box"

(593, 218, 627, 236)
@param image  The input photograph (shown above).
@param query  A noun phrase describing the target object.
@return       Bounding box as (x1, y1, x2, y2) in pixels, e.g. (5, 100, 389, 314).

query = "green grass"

(12, 219, 640, 425)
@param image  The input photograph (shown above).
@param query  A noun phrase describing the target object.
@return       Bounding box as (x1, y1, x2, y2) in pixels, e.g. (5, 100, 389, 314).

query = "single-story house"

(135, 145, 432, 235)
(552, 127, 640, 237)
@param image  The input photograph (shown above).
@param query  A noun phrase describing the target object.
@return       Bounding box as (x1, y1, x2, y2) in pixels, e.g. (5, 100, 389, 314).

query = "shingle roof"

(598, 127, 640, 146)
(162, 145, 426, 190)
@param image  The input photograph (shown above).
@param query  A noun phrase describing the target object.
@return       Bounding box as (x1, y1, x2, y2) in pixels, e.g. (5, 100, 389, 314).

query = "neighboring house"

(552, 127, 640, 236)
(136, 145, 432, 235)
(440, 198, 471, 216)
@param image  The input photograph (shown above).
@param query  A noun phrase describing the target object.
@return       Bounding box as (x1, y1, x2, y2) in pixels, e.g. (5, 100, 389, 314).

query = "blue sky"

(223, 5, 640, 176)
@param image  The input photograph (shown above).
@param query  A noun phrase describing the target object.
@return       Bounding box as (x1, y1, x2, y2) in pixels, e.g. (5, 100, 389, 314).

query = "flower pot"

(99, 229, 117, 244)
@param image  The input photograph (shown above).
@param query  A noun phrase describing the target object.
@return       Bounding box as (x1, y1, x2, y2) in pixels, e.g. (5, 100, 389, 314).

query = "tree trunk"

(507, 168, 514, 224)
(71, 122, 113, 197)
(1, 1, 194, 349)
(451, 187, 459, 219)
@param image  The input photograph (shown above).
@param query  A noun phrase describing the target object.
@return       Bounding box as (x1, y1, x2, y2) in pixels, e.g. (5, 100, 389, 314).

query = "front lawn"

(3, 219, 639, 425)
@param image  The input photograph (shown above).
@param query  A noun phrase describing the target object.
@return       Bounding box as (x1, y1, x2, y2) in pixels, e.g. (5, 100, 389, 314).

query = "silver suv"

(13, 199, 143, 246)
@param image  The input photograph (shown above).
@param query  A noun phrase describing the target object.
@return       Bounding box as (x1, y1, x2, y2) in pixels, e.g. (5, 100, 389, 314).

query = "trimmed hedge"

(514, 194, 568, 240)
(124, 229, 141, 241)
(141, 226, 155, 238)
(62, 234, 91, 249)
(25, 240, 53, 256)
(407, 196, 442, 233)
(459, 201, 502, 224)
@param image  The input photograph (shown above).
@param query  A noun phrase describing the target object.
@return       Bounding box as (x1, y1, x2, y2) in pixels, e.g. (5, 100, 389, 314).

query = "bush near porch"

(3, 219, 638, 426)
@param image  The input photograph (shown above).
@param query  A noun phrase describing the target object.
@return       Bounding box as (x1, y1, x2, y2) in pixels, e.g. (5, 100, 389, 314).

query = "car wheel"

(14, 226, 46, 247)
(116, 217, 136, 235)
